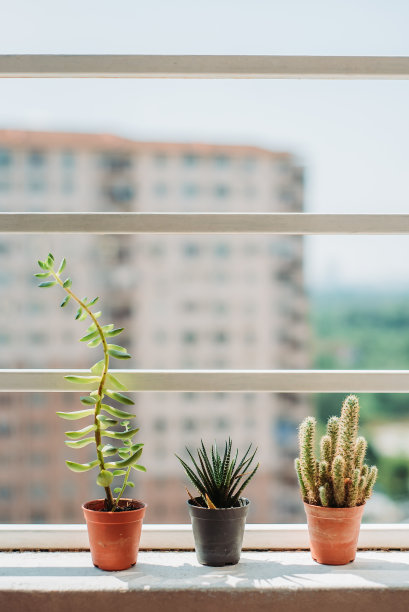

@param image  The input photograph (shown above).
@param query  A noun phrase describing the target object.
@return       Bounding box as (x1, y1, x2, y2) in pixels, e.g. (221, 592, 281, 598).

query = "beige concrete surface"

(0, 550, 409, 611)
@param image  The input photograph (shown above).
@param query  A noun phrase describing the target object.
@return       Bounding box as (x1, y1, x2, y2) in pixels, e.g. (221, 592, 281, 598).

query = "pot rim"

(303, 501, 366, 519)
(82, 498, 147, 514)
(187, 496, 250, 511)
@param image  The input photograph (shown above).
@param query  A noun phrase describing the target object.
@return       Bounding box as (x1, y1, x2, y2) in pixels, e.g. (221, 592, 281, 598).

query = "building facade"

(0, 130, 309, 523)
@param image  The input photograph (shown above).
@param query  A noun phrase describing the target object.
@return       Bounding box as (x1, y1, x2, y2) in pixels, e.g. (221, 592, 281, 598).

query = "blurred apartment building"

(0, 130, 309, 523)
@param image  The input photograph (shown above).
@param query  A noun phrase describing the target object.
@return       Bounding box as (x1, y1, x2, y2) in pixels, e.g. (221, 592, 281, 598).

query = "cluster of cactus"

(36, 253, 145, 511)
(176, 438, 259, 508)
(295, 395, 378, 508)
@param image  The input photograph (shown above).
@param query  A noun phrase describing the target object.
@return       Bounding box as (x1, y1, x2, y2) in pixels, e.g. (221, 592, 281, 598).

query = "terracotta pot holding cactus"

(295, 395, 378, 565)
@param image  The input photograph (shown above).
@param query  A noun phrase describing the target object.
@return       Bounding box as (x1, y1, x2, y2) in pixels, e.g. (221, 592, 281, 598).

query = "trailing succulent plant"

(295, 394, 377, 508)
(176, 438, 259, 509)
(36, 253, 146, 511)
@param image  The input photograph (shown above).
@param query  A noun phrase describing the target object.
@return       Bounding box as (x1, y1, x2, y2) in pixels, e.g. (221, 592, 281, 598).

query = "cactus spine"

(295, 395, 377, 508)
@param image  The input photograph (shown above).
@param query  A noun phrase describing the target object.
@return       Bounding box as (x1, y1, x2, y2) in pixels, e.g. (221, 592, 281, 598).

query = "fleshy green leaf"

(90, 360, 105, 375)
(105, 328, 124, 338)
(96, 415, 118, 429)
(101, 404, 136, 419)
(75, 307, 83, 320)
(126, 482, 135, 488)
(101, 324, 114, 333)
(66, 459, 99, 473)
(118, 449, 129, 459)
(57, 258, 66, 275)
(99, 444, 118, 457)
(38, 281, 56, 288)
(113, 470, 127, 476)
(105, 447, 143, 469)
(63, 278, 72, 288)
(64, 375, 100, 384)
(88, 297, 99, 306)
(107, 349, 131, 360)
(114, 487, 122, 493)
(57, 408, 94, 420)
(65, 424, 97, 439)
(105, 390, 134, 405)
(103, 427, 139, 440)
(96, 470, 114, 487)
(60, 295, 70, 308)
(65, 437, 95, 449)
(132, 464, 147, 472)
(107, 344, 127, 353)
(80, 330, 100, 343)
(106, 373, 127, 391)
(93, 311, 102, 319)
(88, 337, 102, 348)
(48, 252, 54, 262)
(78, 311, 88, 322)
(38, 260, 49, 271)
(80, 395, 98, 406)
(34, 272, 50, 278)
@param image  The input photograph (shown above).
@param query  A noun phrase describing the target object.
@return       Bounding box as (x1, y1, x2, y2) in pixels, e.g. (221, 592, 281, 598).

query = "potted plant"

(295, 394, 378, 565)
(36, 253, 147, 571)
(176, 438, 259, 566)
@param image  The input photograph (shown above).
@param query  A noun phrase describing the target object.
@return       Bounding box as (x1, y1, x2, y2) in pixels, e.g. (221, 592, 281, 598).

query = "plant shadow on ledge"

(176, 438, 259, 567)
(36, 253, 147, 571)
(295, 394, 378, 566)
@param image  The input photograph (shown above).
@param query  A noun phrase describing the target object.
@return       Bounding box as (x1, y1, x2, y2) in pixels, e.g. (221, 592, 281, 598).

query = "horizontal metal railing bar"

(2, 369, 409, 393)
(3, 212, 409, 234)
(0, 55, 408, 79)
(0, 523, 408, 550)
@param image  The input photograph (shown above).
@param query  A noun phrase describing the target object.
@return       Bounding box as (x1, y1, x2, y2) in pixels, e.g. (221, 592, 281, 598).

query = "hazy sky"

(1, 1, 409, 289)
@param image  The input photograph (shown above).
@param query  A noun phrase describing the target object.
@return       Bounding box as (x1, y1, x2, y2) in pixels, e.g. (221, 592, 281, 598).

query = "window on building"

(183, 153, 200, 167)
(100, 153, 132, 171)
(0, 424, 11, 437)
(154, 153, 167, 167)
(182, 183, 199, 198)
(153, 418, 167, 432)
(214, 184, 230, 198)
(0, 149, 12, 166)
(61, 151, 75, 168)
(183, 243, 200, 257)
(27, 150, 46, 167)
(62, 179, 74, 194)
(214, 154, 230, 168)
(0, 486, 12, 500)
(154, 182, 168, 197)
(214, 243, 230, 258)
(104, 184, 135, 203)
(214, 330, 229, 344)
(28, 179, 46, 193)
(182, 330, 198, 344)
(243, 156, 256, 171)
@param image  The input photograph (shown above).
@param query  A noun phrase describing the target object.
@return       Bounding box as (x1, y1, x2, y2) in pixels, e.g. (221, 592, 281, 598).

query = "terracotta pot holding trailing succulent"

(177, 439, 258, 566)
(295, 395, 378, 565)
(36, 253, 147, 571)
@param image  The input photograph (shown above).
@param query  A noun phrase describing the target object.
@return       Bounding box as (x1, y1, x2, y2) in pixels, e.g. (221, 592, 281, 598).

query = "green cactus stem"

(295, 458, 308, 502)
(332, 455, 346, 507)
(336, 395, 360, 479)
(298, 417, 318, 503)
(347, 468, 360, 508)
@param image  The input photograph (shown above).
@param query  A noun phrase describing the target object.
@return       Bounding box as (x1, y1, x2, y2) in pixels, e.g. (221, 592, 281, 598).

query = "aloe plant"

(176, 439, 259, 508)
(295, 395, 378, 508)
(36, 253, 145, 511)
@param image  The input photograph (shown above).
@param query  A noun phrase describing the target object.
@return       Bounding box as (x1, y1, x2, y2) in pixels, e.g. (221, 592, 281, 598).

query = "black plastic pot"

(187, 497, 250, 566)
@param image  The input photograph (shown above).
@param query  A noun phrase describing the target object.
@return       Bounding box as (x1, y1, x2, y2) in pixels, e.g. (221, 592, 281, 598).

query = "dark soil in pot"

(188, 497, 250, 566)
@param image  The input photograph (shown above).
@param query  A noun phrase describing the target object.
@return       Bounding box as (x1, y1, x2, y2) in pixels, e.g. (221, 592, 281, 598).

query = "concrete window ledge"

(1, 551, 409, 612)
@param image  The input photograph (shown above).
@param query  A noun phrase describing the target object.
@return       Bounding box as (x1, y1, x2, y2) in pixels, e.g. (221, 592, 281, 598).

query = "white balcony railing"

(1, 54, 409, 550)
